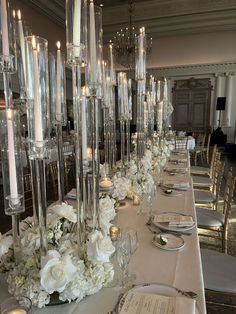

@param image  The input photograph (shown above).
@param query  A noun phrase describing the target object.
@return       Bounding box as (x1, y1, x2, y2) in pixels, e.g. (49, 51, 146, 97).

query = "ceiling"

(21, 0, 236, 42)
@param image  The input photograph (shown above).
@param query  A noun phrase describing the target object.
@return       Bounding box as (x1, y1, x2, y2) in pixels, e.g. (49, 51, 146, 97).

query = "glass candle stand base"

(0, 296, 32, 314)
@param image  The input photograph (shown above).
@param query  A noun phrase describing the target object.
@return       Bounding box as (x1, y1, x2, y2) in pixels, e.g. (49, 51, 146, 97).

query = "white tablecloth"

(0, 151, 206, 314)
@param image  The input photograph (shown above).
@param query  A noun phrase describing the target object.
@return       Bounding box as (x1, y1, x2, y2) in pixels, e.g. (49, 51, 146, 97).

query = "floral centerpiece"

(0, 200, 116, 308)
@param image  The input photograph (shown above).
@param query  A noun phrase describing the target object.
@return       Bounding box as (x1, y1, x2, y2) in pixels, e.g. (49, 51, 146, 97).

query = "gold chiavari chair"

(192, 150, 221, 190)
(196, 167, 236, 253)
(174, 136, 188, 150)
(49, 158, 75, 201)
(194, 159, 225, 210)
(190, 133, 206, 165)
(191, 144, 217, 177)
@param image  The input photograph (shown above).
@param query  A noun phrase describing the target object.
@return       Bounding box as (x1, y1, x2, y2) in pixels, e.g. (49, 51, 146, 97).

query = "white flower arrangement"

(0, 202, 116, 308)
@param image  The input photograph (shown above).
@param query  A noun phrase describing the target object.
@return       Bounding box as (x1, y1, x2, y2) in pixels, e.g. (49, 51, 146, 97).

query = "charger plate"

(118, 283, 200, 314)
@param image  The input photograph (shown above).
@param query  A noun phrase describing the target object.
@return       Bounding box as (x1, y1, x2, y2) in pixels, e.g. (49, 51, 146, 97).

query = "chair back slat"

(175, 136, 188, 150)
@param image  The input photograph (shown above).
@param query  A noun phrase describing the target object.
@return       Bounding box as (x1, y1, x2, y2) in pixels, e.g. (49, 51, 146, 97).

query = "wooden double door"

(172, 78, 212, 133)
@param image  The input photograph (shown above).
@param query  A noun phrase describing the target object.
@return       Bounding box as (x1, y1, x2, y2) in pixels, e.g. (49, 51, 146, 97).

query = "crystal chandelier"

(112, 0, 152, 69)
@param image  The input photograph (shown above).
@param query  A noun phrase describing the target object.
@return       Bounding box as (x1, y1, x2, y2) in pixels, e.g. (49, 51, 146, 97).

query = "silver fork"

(174, 287, 198, 299)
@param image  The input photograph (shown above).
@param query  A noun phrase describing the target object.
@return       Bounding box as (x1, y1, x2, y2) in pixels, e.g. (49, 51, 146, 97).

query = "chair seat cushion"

(194, 190, 215, 203)
(201, 249, 236, 293)
(190, 166, 210, 175)
(196, 207, 224, 227)
(192, 176, 212, 187)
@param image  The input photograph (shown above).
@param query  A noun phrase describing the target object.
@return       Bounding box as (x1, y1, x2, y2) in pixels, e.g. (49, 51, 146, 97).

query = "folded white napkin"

(66, 188, 76, 199)
(119, 291, 195, 314)
(154, 214, 194, 227)
(170, 158, 187, 162)
(165, 167, 187, 173)
(163, 181, 190, 190)
(172, 182, 190, 190)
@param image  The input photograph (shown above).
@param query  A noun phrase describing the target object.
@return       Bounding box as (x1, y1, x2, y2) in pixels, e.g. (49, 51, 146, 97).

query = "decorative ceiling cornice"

(20, 0, 236, 40)
(147, 62, 236, 78)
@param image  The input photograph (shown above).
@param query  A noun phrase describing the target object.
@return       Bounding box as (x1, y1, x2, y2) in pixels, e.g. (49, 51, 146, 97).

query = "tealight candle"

(6, 309, 27, 314)
(0, 296, 31, 314)
(133, 195, 140, 205)
(109, 226, 120, 241)
(99, 177, 113, 188)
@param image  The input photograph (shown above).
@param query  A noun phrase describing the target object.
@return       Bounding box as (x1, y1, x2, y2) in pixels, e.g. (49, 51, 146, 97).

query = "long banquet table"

(0, 150, 206, 314)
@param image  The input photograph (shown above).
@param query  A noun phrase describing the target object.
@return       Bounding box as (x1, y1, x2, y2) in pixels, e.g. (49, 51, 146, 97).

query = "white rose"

(0, 233, 13, 259)
(21, 227, 41, 253)
(87, 230, 115, 263)
(40, 250, 77, 294)
(128, 160, 137, 175)
(112, 177, 131, 201)
(51, 203, 76, 223)
(99, 196, 116, 221)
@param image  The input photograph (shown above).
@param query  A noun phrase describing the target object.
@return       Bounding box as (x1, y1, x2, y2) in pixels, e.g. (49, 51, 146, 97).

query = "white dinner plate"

(152, 212, 195, 233)
(118, 284, 200, 314)
(152, 233, 185, 251)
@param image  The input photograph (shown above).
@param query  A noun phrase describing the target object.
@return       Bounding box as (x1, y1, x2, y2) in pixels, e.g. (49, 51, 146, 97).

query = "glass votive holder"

(109, 225, 120, 241)
(133, 195, 140, 205)
(0, 296, 32, 314)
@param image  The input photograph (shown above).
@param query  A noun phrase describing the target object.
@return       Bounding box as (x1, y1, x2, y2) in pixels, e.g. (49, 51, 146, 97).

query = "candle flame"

(32, 36, 36, 50)
(17, 9, 21, 20)
(139, 26, 145, 34)
(7, 109, 12, 120)
(87, 147, 92, 158)
(56, 41, 61, 50)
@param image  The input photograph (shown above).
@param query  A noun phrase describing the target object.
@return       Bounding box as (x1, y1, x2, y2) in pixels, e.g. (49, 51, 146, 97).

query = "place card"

(119, 291, 195, 314)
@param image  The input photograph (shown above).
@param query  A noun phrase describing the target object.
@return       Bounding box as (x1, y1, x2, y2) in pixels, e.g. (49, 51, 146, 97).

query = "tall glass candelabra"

(135, 27, 147, 163)
(66, 0, 102, 253)
(25, 36, 50, 256)
(107, 43, 117, 169)
(0, 0, 24, 261)
(66, 0, 87, 250)
(49, 43, 67, 203)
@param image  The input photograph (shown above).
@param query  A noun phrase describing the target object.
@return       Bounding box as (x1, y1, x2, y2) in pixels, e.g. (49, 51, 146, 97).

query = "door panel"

(173, 78, 211, 133)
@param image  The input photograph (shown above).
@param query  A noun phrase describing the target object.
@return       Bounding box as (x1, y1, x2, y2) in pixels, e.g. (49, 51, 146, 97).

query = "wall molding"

(147, 62, 236, 78)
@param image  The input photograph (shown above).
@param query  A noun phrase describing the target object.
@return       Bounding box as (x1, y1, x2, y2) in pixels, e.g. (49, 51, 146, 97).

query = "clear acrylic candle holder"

(85, 3, 102, 95)
(0, 0, 17, 73)
(66, 0, 87, 65)
(135, 31, 146, 81)
(25, 36, 50, 159)
(107, 42, 116, 86)
(0, 296, 32, 314)
(49, 53, 67, 126)
(16, 15, 31, 100)
(0, 109, 25, 215)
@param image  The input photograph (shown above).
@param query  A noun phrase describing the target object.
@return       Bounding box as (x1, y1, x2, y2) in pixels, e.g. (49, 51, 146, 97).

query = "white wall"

(147, 31, 236, 68)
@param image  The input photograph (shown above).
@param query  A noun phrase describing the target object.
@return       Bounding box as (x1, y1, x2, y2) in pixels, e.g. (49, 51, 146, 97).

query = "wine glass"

(116, 232, 132, 289)
(127, 229, 138, 255)
(147, 184, 157, 218)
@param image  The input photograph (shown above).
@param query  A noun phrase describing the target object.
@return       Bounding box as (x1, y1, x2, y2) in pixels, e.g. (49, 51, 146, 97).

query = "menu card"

(153, 214, 194, 226)
(119, 291, 195, 314)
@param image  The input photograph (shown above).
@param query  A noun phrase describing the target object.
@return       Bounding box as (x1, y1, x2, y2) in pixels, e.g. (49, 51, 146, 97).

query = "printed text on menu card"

(119, 292, 175, 314)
